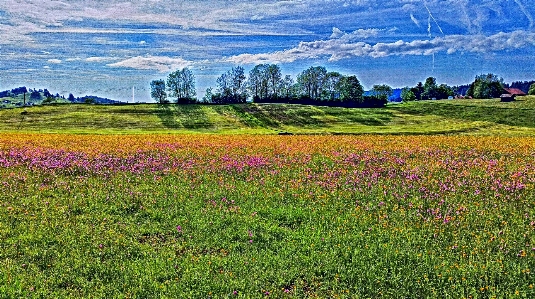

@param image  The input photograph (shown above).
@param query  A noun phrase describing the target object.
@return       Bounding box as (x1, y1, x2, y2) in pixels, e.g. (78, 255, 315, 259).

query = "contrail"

(423, 1, 444, 35)
(432, 53, 435, 74)
(514, 0, 534, 28)
(410, 13, 421, 28)
(428, 15, 432, 38)
(423, 1, 444, 75)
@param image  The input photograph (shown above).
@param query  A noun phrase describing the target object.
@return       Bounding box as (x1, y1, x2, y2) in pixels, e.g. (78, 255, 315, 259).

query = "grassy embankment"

(0, 96, 534, 135)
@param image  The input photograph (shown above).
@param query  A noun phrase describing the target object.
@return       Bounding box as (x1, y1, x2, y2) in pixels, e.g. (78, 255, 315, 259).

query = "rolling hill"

(0, 97, 534, 136)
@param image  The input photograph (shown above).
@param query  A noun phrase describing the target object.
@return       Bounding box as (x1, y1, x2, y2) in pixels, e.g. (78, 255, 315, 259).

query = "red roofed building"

(503, 88, 527, 96)
(500, 88, 526, 102)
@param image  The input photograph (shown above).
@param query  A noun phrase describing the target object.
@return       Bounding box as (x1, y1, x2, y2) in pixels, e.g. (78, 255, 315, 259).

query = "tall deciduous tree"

(297, 66, 327, 100)
(248, 64, 283, 101)
(467, 73, 504, 99)
(215, 66, 247, 103)
(322, 72, 343, 102)
(167, 68, 196, 103)
(150, 79, 167, 103)
(338, 75, 364, 103)
(423, 77, 438, 100)
(401, 87, 416, 102)
(266, 64, 282, 99)
(436, 84, 454, 99)
(371, 84, 393, 102)
(281, 75, 295, 99)
(248, 64, 268, 101)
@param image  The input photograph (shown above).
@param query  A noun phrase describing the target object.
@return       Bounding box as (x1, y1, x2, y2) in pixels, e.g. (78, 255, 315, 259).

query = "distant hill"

(0, 86, 124, 108)
(0, 98, 533, 135)
(70, 95, 124, 105)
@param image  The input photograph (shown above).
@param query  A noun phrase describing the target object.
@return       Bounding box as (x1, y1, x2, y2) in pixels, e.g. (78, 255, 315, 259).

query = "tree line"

(152, 67, 535, 106)
(401, 74, 535, 101)
(151, 65, 392, 108)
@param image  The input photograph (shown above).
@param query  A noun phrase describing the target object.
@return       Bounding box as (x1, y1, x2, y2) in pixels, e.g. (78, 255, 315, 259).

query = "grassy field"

(0, 134, 534, 298)
(0, 99, 534, 297)
(0, 96, 534, 135)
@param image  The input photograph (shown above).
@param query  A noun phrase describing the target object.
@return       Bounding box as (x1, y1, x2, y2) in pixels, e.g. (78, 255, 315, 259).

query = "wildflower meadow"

(0, 134, 534, 298)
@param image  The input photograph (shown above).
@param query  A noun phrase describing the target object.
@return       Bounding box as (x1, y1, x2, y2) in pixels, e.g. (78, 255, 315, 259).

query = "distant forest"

(0, 87, 121, 107)
(2, 67, 535, 109)
(152, 64, 535, 107)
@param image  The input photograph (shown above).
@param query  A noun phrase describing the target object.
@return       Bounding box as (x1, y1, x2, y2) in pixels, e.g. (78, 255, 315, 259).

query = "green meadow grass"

(0, 96, 534, 135)
(1, 98, 534, 297)
(1, 135, 534, 298)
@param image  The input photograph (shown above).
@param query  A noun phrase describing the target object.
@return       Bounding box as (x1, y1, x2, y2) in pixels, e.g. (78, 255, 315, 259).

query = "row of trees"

(151, 65, 392, 107)
(152, 68, 534, 106)
(150, 68, 197, 104)
(400, 74, 535, 101)
(401, 77, 454, 102)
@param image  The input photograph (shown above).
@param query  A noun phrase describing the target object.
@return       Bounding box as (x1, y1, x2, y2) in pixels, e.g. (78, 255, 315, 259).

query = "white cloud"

(330, 27, 345, 39)
(328, 27, 382, 42)
(227, 30, 535, 64)
(47, 59, 62, 64)
(86, 57, 117, 62)
(107, 56, 192, 72)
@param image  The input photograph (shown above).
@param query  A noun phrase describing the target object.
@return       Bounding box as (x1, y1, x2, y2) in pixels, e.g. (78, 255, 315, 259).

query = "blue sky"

(1, 0, 534, 102)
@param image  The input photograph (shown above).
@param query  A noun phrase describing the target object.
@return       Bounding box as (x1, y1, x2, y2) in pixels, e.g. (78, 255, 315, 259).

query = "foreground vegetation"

(0, 96, 534, 135)
(0, 134, 533, 298)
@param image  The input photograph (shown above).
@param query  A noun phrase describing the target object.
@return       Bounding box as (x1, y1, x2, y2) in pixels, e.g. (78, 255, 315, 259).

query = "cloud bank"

(107, 56, 192, 72)
(227, 30, 535, 64)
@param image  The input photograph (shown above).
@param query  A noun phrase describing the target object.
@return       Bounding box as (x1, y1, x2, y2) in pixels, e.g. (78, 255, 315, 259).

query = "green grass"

(1, 135, 534, 298)
(0, 96, 534, 135)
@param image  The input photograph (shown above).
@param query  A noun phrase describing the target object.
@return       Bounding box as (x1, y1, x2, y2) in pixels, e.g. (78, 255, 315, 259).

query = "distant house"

(500, 88, 526, 102)
(503, 88, 526, 96)
(500, 94, 515, 102)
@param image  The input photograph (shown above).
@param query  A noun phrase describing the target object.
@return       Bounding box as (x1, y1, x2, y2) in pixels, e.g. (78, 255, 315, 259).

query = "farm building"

(500, 94, 515, 102)
(500, 88, 526, 102)
(503, 88, 526, 96)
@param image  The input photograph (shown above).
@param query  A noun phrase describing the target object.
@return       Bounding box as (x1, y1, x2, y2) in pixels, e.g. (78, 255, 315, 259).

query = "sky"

(1, 0, 535, 102)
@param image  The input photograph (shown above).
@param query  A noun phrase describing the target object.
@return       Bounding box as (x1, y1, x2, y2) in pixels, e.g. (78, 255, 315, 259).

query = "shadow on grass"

(320, 106, 394, 126)
(223, 104, 395, 129)
(393, 101, 535, 128)
(227, 104, 281, 128)
(156, 104, 214, 130)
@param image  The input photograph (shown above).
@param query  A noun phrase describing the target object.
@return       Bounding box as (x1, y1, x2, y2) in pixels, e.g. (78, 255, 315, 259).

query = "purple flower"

(176, 225, 182, 233)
